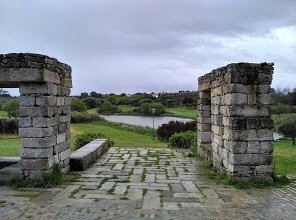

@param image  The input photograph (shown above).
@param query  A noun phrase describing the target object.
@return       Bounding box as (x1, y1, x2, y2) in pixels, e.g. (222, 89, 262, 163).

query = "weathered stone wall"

(197, 62, 274, 182)
(0, 53, 72, 179)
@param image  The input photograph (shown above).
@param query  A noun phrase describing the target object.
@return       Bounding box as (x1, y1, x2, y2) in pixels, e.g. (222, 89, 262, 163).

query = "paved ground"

(0, 147, 296, 219)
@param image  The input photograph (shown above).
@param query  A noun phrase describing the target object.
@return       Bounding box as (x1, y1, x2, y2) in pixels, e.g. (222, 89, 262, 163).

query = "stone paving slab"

(0, 147, 296, 219)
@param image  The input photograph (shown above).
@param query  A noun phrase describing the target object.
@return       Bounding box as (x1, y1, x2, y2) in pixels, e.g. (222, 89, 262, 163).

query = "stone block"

(59, 149, 71, 161)
(200, 110, 211, 117)
(247, 141, 260, 153)
(228, 84, 248, 94)
(231, 165, 253, 175)
(18, 118, 32, 128)
(58, 123, 67, 132)
(230, 154, 272, 166)
(255, 165, 273, 175)
(257, 94, 271, 105)
(54, 140, 70, 154)
(212, 125, 223, 136)
(20, 82, 50, 94)
(0, 68, 43, 84)
(246, 118, 259, 129)
(20, 158, 54, 170)
(33, 117, 58, 127)
(19, 106, 54, 117)
(224, 93, 248, 105)
(19, 127, 54, 138)
(257, 85, 270, 94)
(64, 97, 72, 105)
(62, 105, 71, 115)
(19, 96, 35, 107)
(20, 146, 53, 158)
(224, 141, 247, 154)
(36, 96, 57, 107)
(57, 132, 66, 144)
(211, 105, 219, 115)
(197, 122, 211, 132)
(56, 97, 65, 106)
(260, 141, 273, 154)
(213, 133, 223, 146)
(230, 117, 246, 130)
(200, 132, 212, 143)
(21, 136, 56, 148)
(260, 118, 273, 129)
(61, 78, 72, 87)
(257, 129, 273, 141)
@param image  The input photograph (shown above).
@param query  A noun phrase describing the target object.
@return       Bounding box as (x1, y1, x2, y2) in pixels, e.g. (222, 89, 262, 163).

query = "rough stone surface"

(1, 147, 295, 220)
(0, 53, 72, 180)
(197, 62, 274, 181)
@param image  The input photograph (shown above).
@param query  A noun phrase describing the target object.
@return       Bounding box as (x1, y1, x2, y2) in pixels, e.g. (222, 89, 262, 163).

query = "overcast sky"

(1, 0, 295, 95)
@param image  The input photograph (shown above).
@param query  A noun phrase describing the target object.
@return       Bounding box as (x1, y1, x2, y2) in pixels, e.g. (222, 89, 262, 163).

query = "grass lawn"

(165, 106, 197, 119)
(273, 139, 296, 174)
(71, 121, 166, 148)
(0, 135, 21, 156)
(0, 121, 167, 156)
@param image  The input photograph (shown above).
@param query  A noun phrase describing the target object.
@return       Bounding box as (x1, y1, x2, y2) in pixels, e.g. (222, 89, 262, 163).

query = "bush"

(139, 102, 165, 116)
(97, 100, 122, 113)
(71, 111, 104, 123)
(278, 119, 296, 145)
(82, 97, 100, 109)
(0, 118, 18, 134)
(3, 99, 19, 118)
(272, 105, 296, 114)
(71, 98, 87, 112)
(157, 120, 196, 141)
(74, 132, 114, 151)
(169, 131, 196, 148)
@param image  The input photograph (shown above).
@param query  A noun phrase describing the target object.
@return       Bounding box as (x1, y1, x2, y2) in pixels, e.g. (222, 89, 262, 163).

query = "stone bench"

(0, 157, 21, 169)
(69, 139, 109, 171)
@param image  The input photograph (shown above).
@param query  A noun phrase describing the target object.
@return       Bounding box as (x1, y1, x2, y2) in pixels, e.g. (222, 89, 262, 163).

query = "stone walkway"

(1, 147, 296, 219)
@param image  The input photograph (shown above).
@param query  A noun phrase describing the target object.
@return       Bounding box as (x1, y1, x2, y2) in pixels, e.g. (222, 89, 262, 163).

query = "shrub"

(97, 100, 121, 113)
(3, 99, 19, 118)
(71, 111, 104, 123)
(71, 98, 87, 112)
(168, 131, 196, 148)
(272, 104, 296, 114)
(74, 132, 114, 151)
(278, 119, 296, 145)
(139, 102, 165, 116)
(82, 97, 99, 109)
(0, 118, 18, 134)
(157, 120, 196, 141)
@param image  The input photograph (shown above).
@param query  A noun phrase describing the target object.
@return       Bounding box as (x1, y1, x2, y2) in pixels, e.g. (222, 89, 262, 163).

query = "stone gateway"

(0, 53, 72, 179)
(197, 62, 274, 182)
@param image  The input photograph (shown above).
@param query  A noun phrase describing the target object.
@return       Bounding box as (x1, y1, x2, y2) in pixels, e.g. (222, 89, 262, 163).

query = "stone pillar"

(0, 53, 72, 179)
(197, 62, 274, 182)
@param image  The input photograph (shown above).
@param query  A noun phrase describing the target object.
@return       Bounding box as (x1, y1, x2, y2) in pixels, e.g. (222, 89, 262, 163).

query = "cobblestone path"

(1, 147, 296, 219)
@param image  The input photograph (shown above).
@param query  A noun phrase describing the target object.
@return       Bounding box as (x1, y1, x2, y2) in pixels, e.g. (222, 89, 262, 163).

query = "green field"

(165, 106, 197, 119)
(0, 121, 167, 156)
(273, 139, 296, 174)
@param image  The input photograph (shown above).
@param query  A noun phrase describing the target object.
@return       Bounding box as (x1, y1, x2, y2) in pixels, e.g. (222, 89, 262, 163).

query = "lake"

(100, 115, 283, 140)
(100, 115, 193, 128)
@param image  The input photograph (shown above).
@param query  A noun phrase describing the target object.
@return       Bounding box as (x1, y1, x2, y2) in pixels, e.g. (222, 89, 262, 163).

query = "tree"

(90, 91, 103, 98)
(278, 120, 296, 145)
(3, 99, 19, 118)
(182, 96, 194, 106)
(71, 98, 87, 112)
(139, 102, 165, 116)
(80, 92, 89, 99)
(82, 97, 98, 109)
